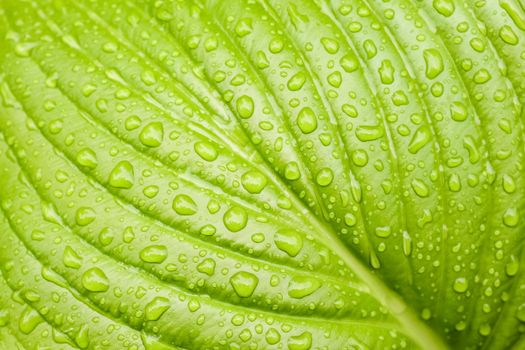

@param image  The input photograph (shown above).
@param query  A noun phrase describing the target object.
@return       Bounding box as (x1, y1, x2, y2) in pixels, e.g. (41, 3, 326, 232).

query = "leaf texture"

(0, 0, 524, 349)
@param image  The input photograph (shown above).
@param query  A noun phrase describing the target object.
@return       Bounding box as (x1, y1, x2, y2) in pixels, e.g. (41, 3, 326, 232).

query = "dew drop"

(316, 168, 334, 187)
(140, 245, 168, 263)
(284, 162, 301, 180)
(194, 141, 218, 162)
(241, 170, 267, 194)
(408, 126, 431, 154)
(75, 207, 96, 226)
(274, 229, 303, 257)
(197, 258, 216, 276)
(453, 277, 468, 293)
(503, 207, 519, 227)
(423, 49, 444, 79)
(296, 107, 318, 134)
(288, 276, 321, 299)
(172, 194, 198, 215)
(145, 297, 170, 321)
(236, 95, 254, 119)
(63, 246, 82, 269)
(223, 206, 248, 232)
(139, 122, 164, 147)
(82, 267, 109, 292)
(230, 271, 258, 297)
(108, 161, 134, 189)
(288, 331, 312, 350)
(287, 72, 307, 91)
(76, 148, 98, 169)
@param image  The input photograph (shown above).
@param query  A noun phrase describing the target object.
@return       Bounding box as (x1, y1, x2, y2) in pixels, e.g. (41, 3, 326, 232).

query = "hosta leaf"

(0, 0, 524, 349)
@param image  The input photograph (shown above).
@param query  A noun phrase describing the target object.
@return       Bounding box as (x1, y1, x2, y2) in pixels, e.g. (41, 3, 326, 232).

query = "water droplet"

(197, 258, 216, 276)
(356, 125, 383, 142)
(139, 122, 164, 147)
(18, 307, 41, 334)
(378, 60, 395, 84)
(288, 331, 312, 350)
(296, 107, 318, 134)
(274, 229, 303, 257)
(453, 277, 468, 293)
(423, 49, 444, 79)
(411, 179, 429, 198)
(125, 115, 141, 130)
(235, 18, 252, 37)
(340, 53, 359, 73)
(375, 226, 391, 238)
(230, 271, 258, 297)
(223, 206, 248, 232)
(433, 0, 455, 17)
(448, 174, 461, 192)
(516, 303, 525, 322)
(352, 149, 369, 167)
(284, 162, 301, 180)
(82, 267, 109, 292)
(75, 207, 96, 226)
(140, 245, 168, 263)
(194, 141, 218, 161)
(316, 168, 334, 187)
(141, 70, 157, 86)
(241, 170, 267, 194)
(503, 207, 519, 227)
(108, 161, 134, 189)
(236, 95, 254, 119)
(344, 213, 357, 227)
(288, 276, 321, 299)
(320, 37, 339, 54)
(172, 194, 198, 215)
(408, 126, 431, 154)
(287, 72, 307, 91)
(76, 148, 98, 169)
(506, 255, 519, 277)
(143, 185, 160, 198)
(403, 231, 412, 256)
(63, 246, 82, 269)
(269, 37, 285, 53)
(145, 297, 170, 321)
(75, 325, 89, 349)
(450, 102, 467, 122)
(265, 328, 281, 345)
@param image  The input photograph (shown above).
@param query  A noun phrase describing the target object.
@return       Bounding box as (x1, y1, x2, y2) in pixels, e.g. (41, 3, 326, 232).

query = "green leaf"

(0, 0, 524, 349)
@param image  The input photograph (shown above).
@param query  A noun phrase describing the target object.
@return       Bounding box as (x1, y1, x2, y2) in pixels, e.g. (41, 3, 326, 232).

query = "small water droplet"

(172, 194, 198, 215)
(145, 297, 170, 321)
(296, 107, 318, 134)
(108, 161, 134, 189)
(140, 245, 168, 263)
(223, 206, 248, 232)
(274, 229, 303, 257)
(139, 122, 164, 147)
(453, 277, 468, 293)
(288, 276, 321, 299)
(82, 267, 109, 292)
(241, 170, 267, 194)
(230, 271, 258, 297)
